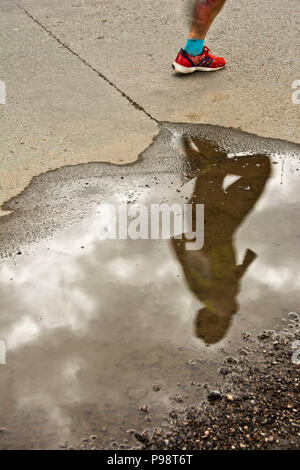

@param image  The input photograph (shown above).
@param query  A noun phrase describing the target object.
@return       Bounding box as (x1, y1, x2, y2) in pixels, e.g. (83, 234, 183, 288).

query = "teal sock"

(184, 39, 204, 56)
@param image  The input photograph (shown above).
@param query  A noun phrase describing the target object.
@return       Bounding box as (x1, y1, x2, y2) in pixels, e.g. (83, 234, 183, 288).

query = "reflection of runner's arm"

(235, 249, 257, 279)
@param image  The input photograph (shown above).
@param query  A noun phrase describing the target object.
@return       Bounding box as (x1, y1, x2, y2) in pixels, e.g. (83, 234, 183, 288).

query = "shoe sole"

(172, 61, 224, 74)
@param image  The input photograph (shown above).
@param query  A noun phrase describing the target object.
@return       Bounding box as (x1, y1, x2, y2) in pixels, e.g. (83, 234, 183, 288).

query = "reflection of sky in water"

(0, 158, 299, 449)
(236, 158, 300, 319)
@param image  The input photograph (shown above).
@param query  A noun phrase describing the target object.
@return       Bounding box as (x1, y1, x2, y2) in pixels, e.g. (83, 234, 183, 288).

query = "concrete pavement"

(18, 0, 300, 136)
(0, 0, 158, 215)
(1, 0, 300, 213)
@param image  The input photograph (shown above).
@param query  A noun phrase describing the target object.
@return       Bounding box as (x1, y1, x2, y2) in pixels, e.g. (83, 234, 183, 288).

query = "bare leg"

(173, 0, 227, 72)
(189, 0, 226, 40)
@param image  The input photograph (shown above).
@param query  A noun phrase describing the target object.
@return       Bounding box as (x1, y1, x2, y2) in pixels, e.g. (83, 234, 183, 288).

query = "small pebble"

(208, 390, 222, 400)
(219, 367, 229, 375)
(188, 359, 196, 366)
(140, 405, 149, 413)
(224, 356, 238, 364)
(289, 312, 299, 320)
(127, 429, 136, 435)
(174, 395, 184, 403)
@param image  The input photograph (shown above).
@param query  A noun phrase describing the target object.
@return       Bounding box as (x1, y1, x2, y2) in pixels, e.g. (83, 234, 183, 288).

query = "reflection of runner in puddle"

(172, 137, 271, 344)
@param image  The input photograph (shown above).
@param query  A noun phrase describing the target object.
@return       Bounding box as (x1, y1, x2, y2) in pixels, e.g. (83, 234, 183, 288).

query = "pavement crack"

(20, 6, 159, 124)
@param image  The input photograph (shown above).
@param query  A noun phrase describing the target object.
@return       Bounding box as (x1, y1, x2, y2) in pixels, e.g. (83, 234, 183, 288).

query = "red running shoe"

(173, 46, 225, 74)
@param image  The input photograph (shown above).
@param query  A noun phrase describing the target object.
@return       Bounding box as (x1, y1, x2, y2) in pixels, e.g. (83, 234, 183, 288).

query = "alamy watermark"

(0, 80, 6, 105)
(0, 341, 6, 365)
(292, 340, 300, 365)
(292, 80, 300, 105)
(95, 202, 204, 250)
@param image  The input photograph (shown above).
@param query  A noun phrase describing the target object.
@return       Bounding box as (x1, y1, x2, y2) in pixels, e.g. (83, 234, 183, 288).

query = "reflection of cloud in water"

(251, 159, 300, 212)
(7, 316, 40, 350)
(108, 256, 141, 280)
(0, 157, 299, 351)
(236, 168, 300, 305)
(17, 391, 72, 444)
(1, 246, 96, 351)
(0, 145, 299, 448)
(107, 255, 179, 286)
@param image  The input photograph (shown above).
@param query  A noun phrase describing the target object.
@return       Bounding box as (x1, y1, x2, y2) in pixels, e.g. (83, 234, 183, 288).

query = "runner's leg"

(189, 0, 226, 40)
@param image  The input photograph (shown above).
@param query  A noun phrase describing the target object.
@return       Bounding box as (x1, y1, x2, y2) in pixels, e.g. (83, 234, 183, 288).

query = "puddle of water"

(0, 131, 300, 449)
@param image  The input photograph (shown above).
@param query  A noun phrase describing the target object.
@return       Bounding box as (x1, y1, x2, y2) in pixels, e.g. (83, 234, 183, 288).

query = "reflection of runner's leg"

(173, 0, 226, 74)
(172, 138, 271, 344)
